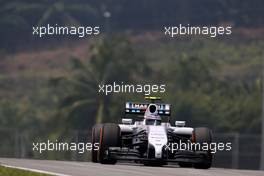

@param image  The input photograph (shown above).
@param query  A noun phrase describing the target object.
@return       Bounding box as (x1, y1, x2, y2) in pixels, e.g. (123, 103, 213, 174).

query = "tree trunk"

(96, 98, 104, 123)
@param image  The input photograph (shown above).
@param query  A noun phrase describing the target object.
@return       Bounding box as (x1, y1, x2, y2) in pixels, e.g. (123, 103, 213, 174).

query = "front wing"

(104, 147, 210, 164)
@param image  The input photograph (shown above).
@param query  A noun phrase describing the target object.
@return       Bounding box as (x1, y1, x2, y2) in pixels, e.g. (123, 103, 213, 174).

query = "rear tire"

(98, 123, 120, 164)
(91, 124, 102, 163)
(193, 127, 212, 169)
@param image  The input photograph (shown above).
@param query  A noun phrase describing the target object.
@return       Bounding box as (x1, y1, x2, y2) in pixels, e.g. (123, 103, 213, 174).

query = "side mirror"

(122, 118, 133, 124)
(175, 121, 185, 127)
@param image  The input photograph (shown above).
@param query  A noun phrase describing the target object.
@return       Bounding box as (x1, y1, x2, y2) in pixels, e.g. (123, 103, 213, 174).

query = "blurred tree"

(55, 36, 148, 129)
(165, 52, 261, 133)
(0, 0, 98, 25)
(0, 0, 100, 50)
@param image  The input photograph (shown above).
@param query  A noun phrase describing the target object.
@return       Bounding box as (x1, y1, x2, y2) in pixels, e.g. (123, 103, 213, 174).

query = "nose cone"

(148, 126, 168, 158)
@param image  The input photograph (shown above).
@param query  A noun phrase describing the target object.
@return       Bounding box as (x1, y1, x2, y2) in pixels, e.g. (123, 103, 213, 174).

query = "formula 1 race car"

(91, 97, 213, 169)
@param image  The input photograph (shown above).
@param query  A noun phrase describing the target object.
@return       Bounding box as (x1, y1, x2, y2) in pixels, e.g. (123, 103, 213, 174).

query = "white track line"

(1, 164, 71, 176)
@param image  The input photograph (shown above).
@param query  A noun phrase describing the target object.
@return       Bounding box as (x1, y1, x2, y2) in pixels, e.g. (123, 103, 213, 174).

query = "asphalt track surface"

(1, 158, 264, 176)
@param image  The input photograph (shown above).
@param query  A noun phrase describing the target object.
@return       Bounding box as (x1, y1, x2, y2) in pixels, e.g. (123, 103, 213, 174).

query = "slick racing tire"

(91, 124, 103, 163)
(98, 123, 121, 164)
(179, 162, 192, 168)
(193, 127, 212, 169)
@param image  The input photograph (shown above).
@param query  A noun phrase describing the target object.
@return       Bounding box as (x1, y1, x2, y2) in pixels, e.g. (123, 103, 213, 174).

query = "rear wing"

(125, 102, 171, 116)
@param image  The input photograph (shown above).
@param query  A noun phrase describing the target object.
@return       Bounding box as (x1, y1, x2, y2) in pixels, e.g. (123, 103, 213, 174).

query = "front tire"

(91, 124, 102, 163)
(98, 123, 121, 164)
(179, 162, 192, 168)
(193, 127, 212, 169)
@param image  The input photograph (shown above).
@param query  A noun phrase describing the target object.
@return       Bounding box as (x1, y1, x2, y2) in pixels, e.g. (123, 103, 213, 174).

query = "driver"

(144, 104, 161, 125)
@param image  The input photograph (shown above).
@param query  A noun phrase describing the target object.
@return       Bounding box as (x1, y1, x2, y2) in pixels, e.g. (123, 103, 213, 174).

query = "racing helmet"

(144, 104, 161, 120)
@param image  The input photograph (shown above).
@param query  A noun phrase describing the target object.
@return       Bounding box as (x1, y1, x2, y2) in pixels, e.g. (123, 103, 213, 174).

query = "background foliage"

(0, 0, 263, 159)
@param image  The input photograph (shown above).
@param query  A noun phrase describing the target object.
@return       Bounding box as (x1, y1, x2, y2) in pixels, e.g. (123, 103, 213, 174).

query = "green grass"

(0, 166, 51, 176)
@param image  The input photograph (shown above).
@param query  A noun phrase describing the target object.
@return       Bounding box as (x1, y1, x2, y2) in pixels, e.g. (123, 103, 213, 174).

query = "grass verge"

(0, 165, 51, 176)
